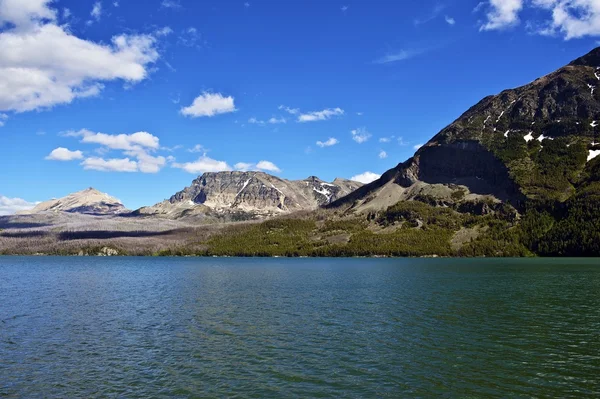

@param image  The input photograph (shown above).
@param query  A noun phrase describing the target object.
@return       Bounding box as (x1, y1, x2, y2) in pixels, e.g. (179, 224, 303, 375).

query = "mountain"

(5, 49, 600, 257)
(331, 47, 600, 213)
(135, 171, 362, 219)
(19, 188, 129, 215)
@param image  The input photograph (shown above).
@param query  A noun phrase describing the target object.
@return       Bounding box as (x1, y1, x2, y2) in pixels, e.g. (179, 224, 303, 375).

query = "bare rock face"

(329, 47, 600, 213)
(137, 172, 363, 219)
(19, 188, 128, 215)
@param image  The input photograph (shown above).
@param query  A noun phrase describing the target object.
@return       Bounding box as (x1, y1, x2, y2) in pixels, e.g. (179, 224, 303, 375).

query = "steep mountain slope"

(136, 171, 362, 219)
(18, 188, 128, 215)
(330, 47, 600, 215)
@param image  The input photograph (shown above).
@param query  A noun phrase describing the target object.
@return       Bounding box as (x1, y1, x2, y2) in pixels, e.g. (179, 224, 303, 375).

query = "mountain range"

(16, 173, 362, 220)
(3, 47, 600, 256)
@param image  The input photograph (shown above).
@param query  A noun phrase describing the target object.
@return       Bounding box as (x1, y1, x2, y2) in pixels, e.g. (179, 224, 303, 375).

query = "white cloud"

(278, 105, 299, 115)
(127, 150, 166, 173)
(350, 172, 381, 184)
(530, 0, 600, 39)
(379, 137, 392, 143)
(0, 113, 7, 127)
(341, 5, 349, 12)
(378, 150, 388, 159)
(180, 92, 236, 118)
(298, 107, 344, 122)
(351, 127, 372, 143)
(0, 1, 160, 112)
(316, 137, 339, 148)
(414, 143, 424, 150)
(178, 27, 202, 47)
(45, 147, 83, 161)
(244, 2, 250, 8)
(113, 1, 119, 7)
(62, 8, 71, 19)
(373, 50, 421, 64)
(248, 117, 264, 125)
(68, 129, 159, 151)
(414, 4, 445, 25)
(234, 162, 253, 171)
(0, 0, 56, 28)
(232, 161, 280, 173)
(155, 26, 173, 37)
(249, 116, 287, 125)
(256, 160, 281, 173)
(188, 144, 206, 153)
(479, 0, 523, 31)
(0, 195, 39, 215)
(91, 1, 102, 21)
(82, 157, 138, 172)
(445, 15, 456, 25)
(268, 117, 286, 124)
(65, 129, 167, 173)
(161, 0, 181, 9)
(173, 156, 232, 174)
(477, 0, 600, 39)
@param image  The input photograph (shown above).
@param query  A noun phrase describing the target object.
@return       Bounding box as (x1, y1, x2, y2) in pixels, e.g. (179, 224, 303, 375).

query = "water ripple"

(1, 257, 599, 398)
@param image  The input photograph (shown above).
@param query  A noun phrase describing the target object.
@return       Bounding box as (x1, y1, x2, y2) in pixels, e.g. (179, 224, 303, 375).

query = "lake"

(1, 257, 599, 398)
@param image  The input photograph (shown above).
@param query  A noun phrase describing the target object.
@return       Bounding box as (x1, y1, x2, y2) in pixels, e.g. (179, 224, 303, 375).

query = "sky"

(2, 0, 600, 213)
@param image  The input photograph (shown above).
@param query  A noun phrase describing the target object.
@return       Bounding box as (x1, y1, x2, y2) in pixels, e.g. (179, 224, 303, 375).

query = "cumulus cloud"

(0, 0, 160, 113)
(82, 157, 138, 172)
(298, 107, 344, 122)
(0, 195, 39, 215)
(350, 172, 381, 184)
(173, 156, 232, 174)
(531, 0, 600, 39)
(316, 137, 339, 148)
(63, 129, 167, 173)
(66, 129, 159, 150)
(479, 0, 524, 31)
(351, 127, 372, 143)
(180, 92, 236, 118)
(45, 147, 83, 161)
(414, 143, 424, 150)
(256, 160, 281, 173)
(378, 150, 388, 159)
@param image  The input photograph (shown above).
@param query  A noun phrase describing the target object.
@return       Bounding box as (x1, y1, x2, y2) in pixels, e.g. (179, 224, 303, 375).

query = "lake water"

(1, 257, 599, 398)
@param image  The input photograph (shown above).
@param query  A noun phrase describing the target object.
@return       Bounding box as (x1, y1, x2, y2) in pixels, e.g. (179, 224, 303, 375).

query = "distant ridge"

(19, 187, 129, 215)
(135, 171, 363, 219)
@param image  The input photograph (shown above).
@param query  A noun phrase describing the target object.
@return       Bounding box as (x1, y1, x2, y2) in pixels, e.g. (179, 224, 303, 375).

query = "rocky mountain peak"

(138, 171, 363, 219)
(568, 46, 600, 67)
(19, 188, 128, 215)
(330, 46, 600, 212)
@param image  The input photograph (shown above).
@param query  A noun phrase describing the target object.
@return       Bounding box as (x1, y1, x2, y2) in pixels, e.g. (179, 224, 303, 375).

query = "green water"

(1, 257, 599, 397)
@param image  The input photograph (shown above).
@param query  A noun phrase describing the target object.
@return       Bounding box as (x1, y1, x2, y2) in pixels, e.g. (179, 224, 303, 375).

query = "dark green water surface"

(1, 257, 599, 398)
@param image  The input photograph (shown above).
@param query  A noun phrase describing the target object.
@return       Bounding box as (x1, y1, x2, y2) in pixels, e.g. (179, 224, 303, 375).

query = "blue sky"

(1, 0, 600, 212)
